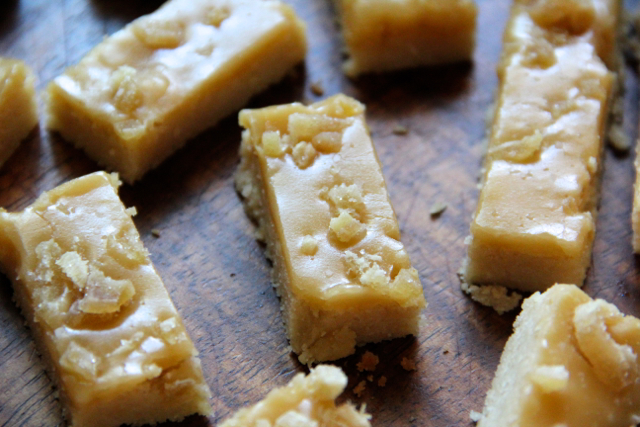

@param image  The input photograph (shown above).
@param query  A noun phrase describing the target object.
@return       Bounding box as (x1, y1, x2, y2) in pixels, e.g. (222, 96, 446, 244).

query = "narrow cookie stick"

(0, 58, 38, 168)
(236, 94, 426, 364)
(462, 0, 621, 312)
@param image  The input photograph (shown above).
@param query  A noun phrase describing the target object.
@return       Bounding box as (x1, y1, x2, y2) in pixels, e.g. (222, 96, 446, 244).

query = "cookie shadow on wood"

(347, 62, 475, 109)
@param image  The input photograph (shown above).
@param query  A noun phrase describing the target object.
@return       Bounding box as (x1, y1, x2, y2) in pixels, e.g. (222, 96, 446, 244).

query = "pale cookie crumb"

(353, 380, 366, 397)
(461, 281, 522, 314)
(470, 410, 483, 423)
(151, 229, 161, 238)
(392, 124, 408, 135)
(356, 351, 379, 372)
(429, 202, 447, 217)
(310, 81, 324, 96)
(400, 357, 416, 371)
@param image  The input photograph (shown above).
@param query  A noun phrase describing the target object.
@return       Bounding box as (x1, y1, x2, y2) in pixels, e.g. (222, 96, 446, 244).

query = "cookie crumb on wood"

(377, 376, 387, 387)
(392, 124, 408, 135)
(356, 351, 379, 372)
(310, 81, 324, 96)
(400, 356, 416, 371)
(353, 380, 366, 397)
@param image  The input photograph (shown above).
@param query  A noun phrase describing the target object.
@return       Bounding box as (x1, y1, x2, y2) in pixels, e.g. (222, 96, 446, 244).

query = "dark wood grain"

(0, 0, 639, 426)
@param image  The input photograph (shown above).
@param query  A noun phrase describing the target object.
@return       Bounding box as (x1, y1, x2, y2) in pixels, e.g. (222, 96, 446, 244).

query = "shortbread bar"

(0, 58, 38, 167)
(334, 0, 477, 76)
(463, 0, 620, 310)
(46, 0, 307, 183)
(236, 94, 426, 364)
(478, 284, 640, 427)
(0, 172, 211, 427)
(219, 365, 371, 427)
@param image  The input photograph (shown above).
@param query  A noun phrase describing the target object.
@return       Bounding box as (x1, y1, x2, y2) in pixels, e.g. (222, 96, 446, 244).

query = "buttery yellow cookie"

(334, 0, 477, 76)
(478, 284, 640, 427)
(0, 57, 38, 168)
(236, 94, 426, 364)
(0, 172, 211, 427)
(219, 365, 371, 427)
(463, 0, 621, 312)
(46, 0, 307, 183)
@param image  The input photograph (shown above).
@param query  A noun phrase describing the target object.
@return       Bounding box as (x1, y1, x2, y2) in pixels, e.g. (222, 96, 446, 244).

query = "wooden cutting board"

(0, 0, 639, 425)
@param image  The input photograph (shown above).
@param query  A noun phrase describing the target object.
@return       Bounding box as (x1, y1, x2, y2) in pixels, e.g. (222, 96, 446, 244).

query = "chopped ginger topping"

(300, 236, 318, 256)
(207, 5, 231, 27)
(529, 365, 569, 393)
(132, 17, 185, 49)
(262, 131, 285, 158)
(330, 211, 365, 243)
(292, 141, 317, 169)
(110, 66, 143, 114)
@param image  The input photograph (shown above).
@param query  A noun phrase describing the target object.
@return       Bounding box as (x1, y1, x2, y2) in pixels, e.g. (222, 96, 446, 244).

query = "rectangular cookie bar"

(219, 365, 371, 427)
(334, 0, 477, 76)
(477, 284, 640, 427)
(0, 58, 38, 168)
(462, 0, 620, 311)
(0, 172, 211, 427)
(46, 0, 307, 183)
(236, 94, 426, 364)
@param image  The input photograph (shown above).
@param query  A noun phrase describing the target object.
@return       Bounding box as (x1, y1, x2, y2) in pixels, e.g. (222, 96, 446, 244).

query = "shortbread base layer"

(236, 144, 421, 364)
(0, 59, 38, 168)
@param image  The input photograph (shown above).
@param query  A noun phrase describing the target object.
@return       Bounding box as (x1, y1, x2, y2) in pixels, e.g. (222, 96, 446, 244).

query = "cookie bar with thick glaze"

(236, 94, 426, 364)
(334, 0, 477, 76)
(219, 365, 370, 427)
(46, 0, 307, 183)
(0, 172, 211, 427)
(462, 0, 620, 312)
(0, 58, 38, 168)
(477, 284, 640, 427)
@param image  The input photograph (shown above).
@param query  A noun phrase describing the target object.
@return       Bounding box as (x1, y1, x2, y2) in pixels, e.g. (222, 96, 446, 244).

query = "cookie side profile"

(334, 0, 477, 76)
(0, 58, 38, 168)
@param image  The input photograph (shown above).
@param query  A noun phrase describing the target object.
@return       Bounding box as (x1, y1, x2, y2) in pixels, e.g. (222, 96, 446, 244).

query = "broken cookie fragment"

(219, 365, 371, 427)
(478, 284, 640, 427)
